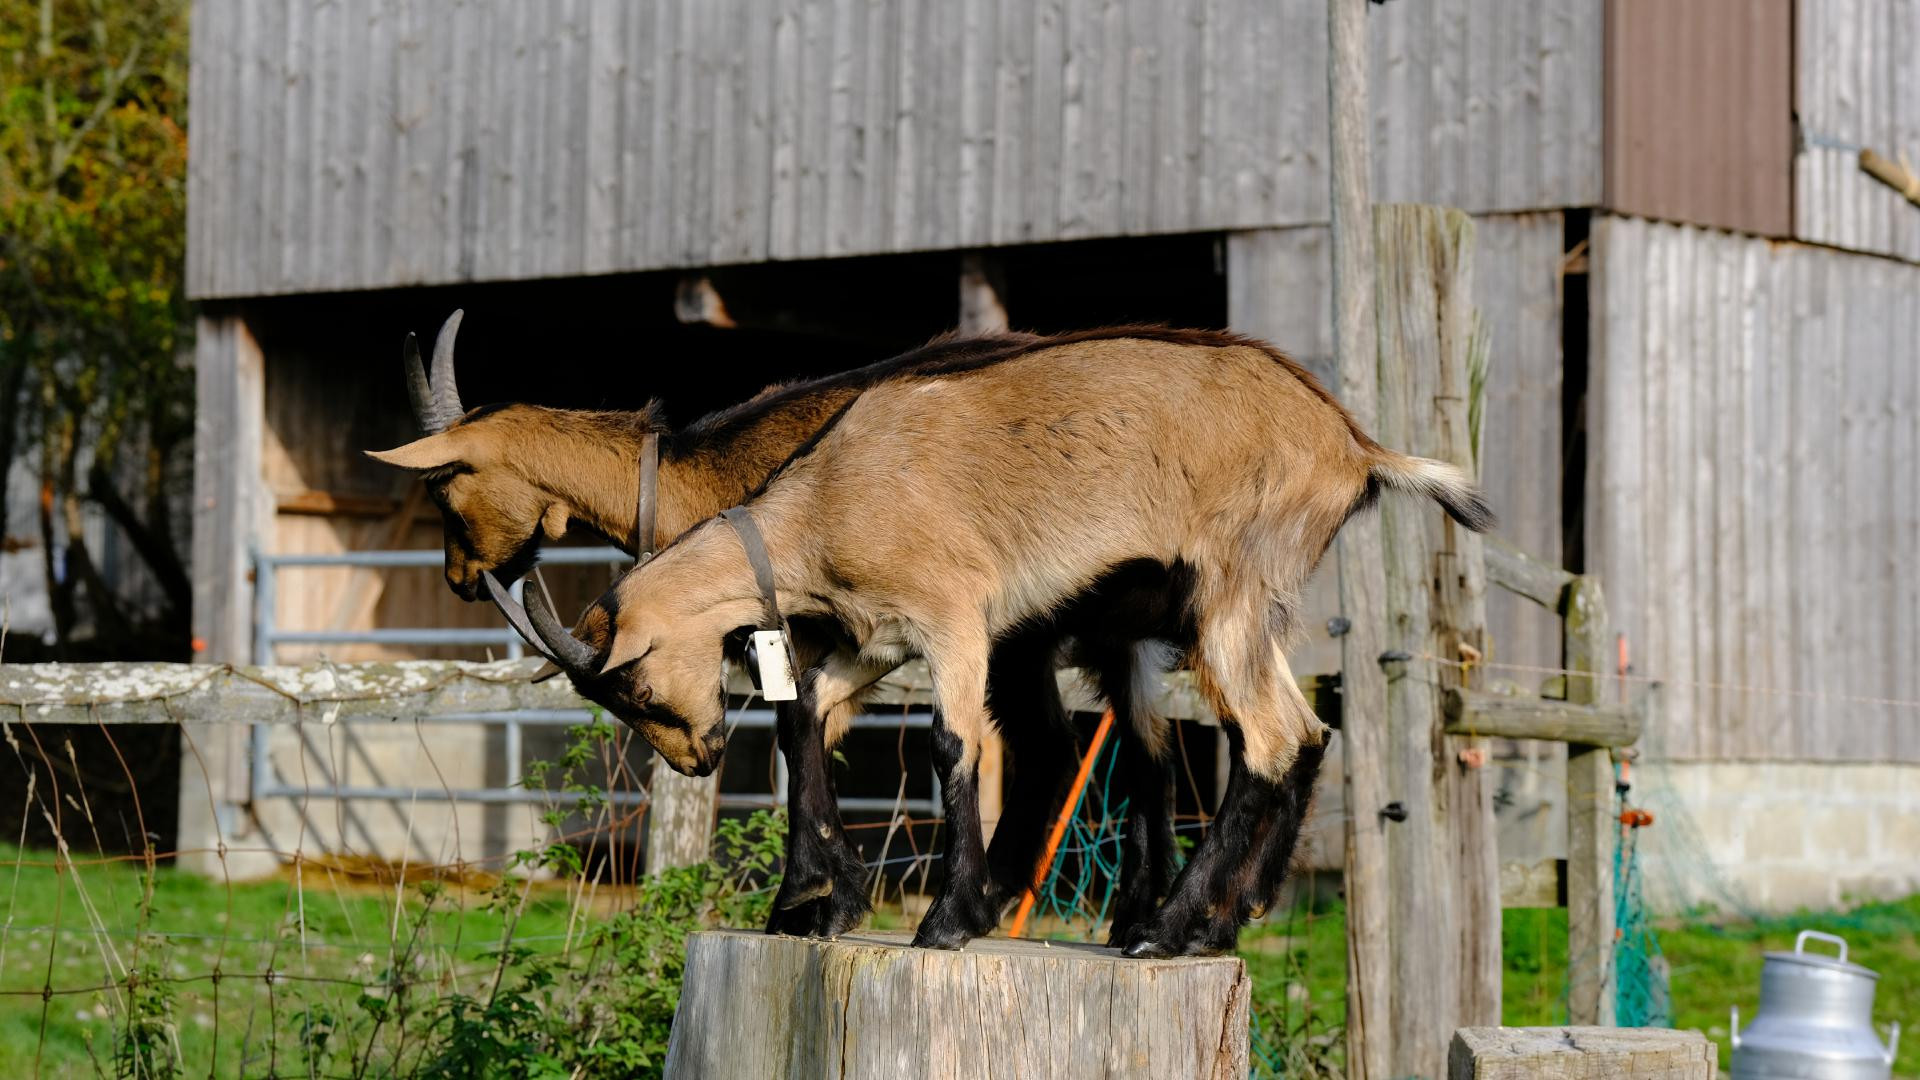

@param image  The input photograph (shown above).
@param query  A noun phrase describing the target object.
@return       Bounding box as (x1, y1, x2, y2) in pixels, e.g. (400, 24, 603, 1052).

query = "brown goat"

(367, 316, 1184, 942)
(527, 330, 1492, 954)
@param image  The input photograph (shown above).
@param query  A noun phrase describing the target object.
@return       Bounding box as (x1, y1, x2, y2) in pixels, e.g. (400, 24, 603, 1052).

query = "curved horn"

(424, 309, 466, 432)
(525, 572, 601, 675)
(482, 570, 559, 665)
(402, 332, 437, 432)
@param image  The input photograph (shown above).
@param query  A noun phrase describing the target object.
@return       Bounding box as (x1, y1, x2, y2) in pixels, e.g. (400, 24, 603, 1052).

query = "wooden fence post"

(1564, 576, 1617, 1025)
(647, 766, 720, 873)
(1326, 0, 1393, 1076)
(1373, 204, 1499, 1078)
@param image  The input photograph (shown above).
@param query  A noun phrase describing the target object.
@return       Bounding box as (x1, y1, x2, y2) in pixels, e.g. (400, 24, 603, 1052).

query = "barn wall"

(185, 0, 1602, 300)
(1587, 215, 1920, 764)
(1796, 0, 1920, 265)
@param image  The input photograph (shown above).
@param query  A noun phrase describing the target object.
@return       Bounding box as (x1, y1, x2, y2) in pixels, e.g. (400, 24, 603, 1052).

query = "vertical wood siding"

(1587, 216, 1920, 763)
(1796, 0, 1920, 265)
(187, 0, 1602, 299)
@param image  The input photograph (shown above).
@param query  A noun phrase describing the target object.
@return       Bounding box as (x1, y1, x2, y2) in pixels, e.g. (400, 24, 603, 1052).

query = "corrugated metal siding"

(1603, 0, 1793, 237)
(1796, 0, 1920, 265)
(186, 0, 1602, 299)
(1227, 213, 1569, 679)
(1587, 215, 1920, 763)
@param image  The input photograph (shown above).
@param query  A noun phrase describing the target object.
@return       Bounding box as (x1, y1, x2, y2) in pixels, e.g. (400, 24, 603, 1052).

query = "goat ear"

(365, 432, 462, 471)
(599, 630, 651, 678)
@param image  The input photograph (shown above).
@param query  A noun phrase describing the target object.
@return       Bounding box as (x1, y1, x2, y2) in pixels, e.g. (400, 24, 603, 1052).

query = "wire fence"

(8, 646, 1918, 1077)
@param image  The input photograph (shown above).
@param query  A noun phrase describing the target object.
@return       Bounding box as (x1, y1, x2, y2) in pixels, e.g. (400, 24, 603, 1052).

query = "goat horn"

(424, 309, 467, 432)
(525, 571, 601, 675)
(481, 570, 560, 666)
(401, 332, 437, 433)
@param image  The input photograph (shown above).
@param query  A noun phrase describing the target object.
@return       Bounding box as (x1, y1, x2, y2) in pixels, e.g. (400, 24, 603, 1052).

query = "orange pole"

(1007, 707, 1115, 939)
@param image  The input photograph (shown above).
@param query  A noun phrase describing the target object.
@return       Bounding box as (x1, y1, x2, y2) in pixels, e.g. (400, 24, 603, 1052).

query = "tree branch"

(87, 462, 189, 617)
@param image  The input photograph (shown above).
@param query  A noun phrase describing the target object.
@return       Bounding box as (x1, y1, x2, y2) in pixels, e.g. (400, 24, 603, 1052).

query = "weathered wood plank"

(0, 660, 1335, 728)
(665, 930, 1250, 1080)
(1326, 0, 1392, 1074)
(1444, 690, 1641, 747)
(1448, 1026, 1717, 1080)
(1484, 538, 1574, 610)
(188, 0, 1605, 299)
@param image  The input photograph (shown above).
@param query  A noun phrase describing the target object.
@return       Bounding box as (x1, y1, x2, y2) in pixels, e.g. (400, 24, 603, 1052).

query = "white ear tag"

(751, 629, 798, 701)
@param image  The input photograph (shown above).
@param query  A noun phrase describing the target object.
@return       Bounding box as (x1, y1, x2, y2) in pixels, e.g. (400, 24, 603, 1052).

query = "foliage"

(0, 0, 194, 657)
(2, 719, 787, 1079)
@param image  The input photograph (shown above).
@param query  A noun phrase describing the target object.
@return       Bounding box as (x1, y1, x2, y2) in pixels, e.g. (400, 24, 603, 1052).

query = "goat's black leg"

(912, 717, 1000, 949)
(980, 634, 1078, 918)
(765, 694, 869, 938)
(1120, 728, 1325, 958)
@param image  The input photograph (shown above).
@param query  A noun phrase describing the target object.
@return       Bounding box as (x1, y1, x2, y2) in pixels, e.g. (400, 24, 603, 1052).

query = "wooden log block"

(1444, 689, 1641, 747)
(1448, 1026, 1717, 1079)
(665, 931, 1251, 1080)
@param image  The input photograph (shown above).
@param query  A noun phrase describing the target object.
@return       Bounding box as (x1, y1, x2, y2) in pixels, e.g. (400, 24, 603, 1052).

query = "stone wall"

(1632, 760, 1920, 914)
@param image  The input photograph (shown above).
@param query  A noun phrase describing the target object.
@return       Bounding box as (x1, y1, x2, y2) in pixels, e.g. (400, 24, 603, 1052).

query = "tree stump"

(665, 930, 1251, 1079)
(1448, 1026, 1718, 1079)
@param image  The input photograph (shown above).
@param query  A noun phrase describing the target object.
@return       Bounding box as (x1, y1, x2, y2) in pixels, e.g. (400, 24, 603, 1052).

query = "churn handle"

(1795, 929, 1848, 963)
(1884, 1021, 1898, 1065)
(1729, 1006, 1741, 1051)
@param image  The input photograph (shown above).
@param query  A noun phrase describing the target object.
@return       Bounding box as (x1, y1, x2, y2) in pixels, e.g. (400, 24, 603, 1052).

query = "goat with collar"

(523, 331, 1494, 955)
(368, 314, 1195, 943)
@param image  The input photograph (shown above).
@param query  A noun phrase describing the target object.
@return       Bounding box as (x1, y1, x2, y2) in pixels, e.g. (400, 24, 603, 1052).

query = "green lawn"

(6, 843, 1916, 1078)
(0, 846, 583, 1077)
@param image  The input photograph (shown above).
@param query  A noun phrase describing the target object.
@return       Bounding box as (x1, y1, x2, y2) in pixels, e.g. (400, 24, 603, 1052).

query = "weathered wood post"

(1372, 204, 1501, 1077)
(1325, 0, 1393, 1076)
(666, 931, 1251, 1079)
(1563, 577, 1617, 1025)
(181, 312, 277, 880)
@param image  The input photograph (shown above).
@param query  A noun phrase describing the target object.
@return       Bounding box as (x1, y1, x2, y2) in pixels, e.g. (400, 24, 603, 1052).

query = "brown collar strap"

(717, 507, 786, 634)
(635, 432, 660, 560)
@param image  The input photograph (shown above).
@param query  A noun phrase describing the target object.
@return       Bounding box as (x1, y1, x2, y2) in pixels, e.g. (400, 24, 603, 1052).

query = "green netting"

(1028, 734, 1130, 937)
(1613, 767, 1671, 1026)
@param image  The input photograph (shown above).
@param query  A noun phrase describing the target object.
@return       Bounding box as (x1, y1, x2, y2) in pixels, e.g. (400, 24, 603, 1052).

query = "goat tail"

(1366, 451, 1497, 532)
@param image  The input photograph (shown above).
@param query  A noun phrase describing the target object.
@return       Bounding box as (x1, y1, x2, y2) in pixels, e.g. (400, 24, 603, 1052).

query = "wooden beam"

(1325, 0, 1392, 1073)
(0, 660, 1334, 728)
(1484, 537, 1575, 610)
(1444, 689, 1641, 747)
(1563, 576, 1618, 1026)
(667, 931, 1250, 1078)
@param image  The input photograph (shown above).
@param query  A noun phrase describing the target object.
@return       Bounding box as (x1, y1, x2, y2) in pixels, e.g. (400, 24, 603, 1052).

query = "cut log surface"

(665, 930, 1251, 1080)
(1448, 1026, 1717, 1080)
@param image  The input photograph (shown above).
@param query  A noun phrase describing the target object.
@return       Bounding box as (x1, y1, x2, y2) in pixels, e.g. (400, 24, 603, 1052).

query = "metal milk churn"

(1730, 931, 1900, 1079)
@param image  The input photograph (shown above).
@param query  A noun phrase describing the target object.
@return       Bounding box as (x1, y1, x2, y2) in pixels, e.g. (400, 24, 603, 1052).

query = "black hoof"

(775, 873, 835, 910)
(1120, 935, 1176, 959)
(911, 891, 999, 950)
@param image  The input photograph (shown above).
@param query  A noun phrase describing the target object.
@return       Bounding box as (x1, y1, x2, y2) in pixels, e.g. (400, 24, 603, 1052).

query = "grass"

(6, 841, 1916, 1078)
(0, 845, 584, 1077)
